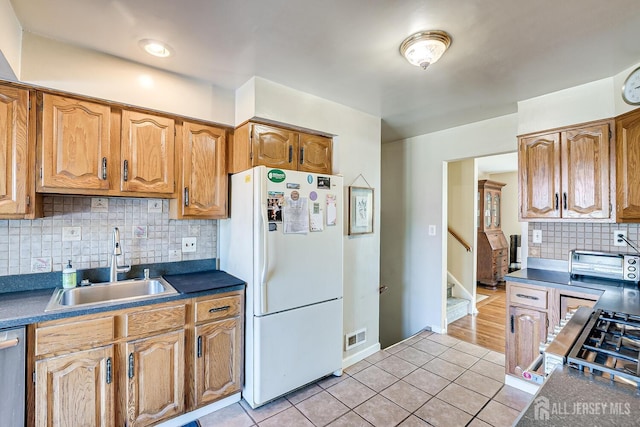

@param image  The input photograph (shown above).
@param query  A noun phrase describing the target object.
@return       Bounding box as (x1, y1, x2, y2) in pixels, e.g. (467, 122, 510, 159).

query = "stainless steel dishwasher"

(0, 327, 25, 427)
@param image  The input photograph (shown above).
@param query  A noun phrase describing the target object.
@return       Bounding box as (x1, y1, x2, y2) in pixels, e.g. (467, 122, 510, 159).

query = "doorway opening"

(445, 152, 522, 352)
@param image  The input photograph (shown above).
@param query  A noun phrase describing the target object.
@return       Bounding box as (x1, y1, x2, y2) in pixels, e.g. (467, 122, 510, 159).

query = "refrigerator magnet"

(310, 202, 324, 232)
(309, 191, 318, 201)
(286, 183, 300, 189)
(307, 175, 313, 184)
(317, 176, 330, 189)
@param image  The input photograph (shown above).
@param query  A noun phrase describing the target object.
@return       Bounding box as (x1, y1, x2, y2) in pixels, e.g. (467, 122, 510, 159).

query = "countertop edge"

(0, 283, 245, 329)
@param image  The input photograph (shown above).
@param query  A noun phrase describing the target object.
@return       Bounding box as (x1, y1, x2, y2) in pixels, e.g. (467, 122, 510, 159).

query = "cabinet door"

(519, 133, 561, 218)
(35, 346, 114, 427)
(123, 330, 184, 427)
(194, 316, 242, 406)
(0, 86, 29, 216)
(298, 134, 332, 173)
(251, 124, 298, 169)
(39, 94, 111, 191)
(506, 306, 547, 376)
(176, 122, 227, 218)
(616, 110, 640, 220)
(120, 110, 175, 194)
(561, 124, 610, 219)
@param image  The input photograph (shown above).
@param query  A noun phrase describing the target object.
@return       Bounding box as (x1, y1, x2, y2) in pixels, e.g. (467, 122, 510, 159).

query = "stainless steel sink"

(45, 278, 178, 311)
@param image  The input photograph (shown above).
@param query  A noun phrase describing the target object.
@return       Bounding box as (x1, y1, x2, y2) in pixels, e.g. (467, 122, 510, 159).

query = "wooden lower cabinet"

(194, 317, 242, 406)
(506, 305, 547, 376)
(35, 345, 115, 427)
(120, 331, 185, 427)
(30, 291, 244, 427)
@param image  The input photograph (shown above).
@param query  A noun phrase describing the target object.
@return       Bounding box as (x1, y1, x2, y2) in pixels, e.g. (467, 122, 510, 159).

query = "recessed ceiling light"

(139, 39, 173, 58)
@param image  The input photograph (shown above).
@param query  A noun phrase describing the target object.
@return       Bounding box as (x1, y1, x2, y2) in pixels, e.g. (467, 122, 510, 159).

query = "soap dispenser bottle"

(62, 260, 77, 289)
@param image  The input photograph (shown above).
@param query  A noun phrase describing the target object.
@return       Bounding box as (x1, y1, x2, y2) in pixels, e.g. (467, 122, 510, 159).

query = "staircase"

(447, 282, 470, 324)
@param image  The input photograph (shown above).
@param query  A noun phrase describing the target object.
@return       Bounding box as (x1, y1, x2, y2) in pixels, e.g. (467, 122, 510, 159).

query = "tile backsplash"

(0, 196, 217, 276)
(528, 222, 640, 260)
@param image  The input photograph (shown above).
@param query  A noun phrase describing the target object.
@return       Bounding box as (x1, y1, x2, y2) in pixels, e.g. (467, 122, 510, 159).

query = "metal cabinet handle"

(209, 305, 230, 313)
(128, 353, 134, 379)
(516, 293, 539, 301)
(123, 160, 129, 182)
(288, 145, 293, 163)
(510, 315, 515, 333)
(197, 336, 202, 358)
(106, 357, 112, 384)
(184, 187, 189, 206)
(555, 193, 559, 210)
(0, 338, 18, 350)
(563, 192, 567, 210)
(101, 157, 107, 180)
(300, 147, 304, 164)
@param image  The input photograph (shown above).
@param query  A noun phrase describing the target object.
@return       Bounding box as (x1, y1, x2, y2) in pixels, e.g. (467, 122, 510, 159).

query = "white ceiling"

(9, 0, 640, 142)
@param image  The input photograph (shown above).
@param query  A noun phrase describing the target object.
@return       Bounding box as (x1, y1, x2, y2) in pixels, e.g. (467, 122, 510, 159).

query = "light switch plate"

(169, 249, 182, 261)
(428, 225, 436, 236)
(532, 230, 542, 244)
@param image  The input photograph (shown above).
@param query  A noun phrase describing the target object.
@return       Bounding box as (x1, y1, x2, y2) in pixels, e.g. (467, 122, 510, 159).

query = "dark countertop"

(508, 267, 640, 425)
(0, 270, 245, 330)
(516, 366, 640, 426)
(506, 268, 640, 316)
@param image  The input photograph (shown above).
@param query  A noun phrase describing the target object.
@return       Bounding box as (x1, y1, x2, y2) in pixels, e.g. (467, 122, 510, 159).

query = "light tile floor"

(196, 331, 534, 427)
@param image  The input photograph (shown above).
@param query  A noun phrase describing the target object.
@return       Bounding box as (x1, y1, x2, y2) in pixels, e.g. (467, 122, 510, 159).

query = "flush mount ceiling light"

(399, 30, 452, 70)
(139, 39, 173, 58)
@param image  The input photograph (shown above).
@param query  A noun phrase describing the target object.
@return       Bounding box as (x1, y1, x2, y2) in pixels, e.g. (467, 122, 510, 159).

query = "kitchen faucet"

(109, 227, 131, 282)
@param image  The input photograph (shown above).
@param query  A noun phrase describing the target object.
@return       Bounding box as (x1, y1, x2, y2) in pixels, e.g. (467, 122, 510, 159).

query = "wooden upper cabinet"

(298, 133, 332, 173)
(0, 85, 31, 217)
(38, 93, 111, 191)
(229, 122, 333, 174)
(616, 108, 640, 221)
(561, 124, 610, 219)
(252, 123, 298, 169)
(170, 122, 227, 219)
(519, 132, 561, 219)
(120, 110, 175, 194)
(519, 120, 613, 221)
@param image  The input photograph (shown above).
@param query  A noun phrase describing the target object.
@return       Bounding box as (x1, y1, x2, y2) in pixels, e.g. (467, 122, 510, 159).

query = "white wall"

(381, 114, 518, 336)
(446, 159, 476, 306)
(0, 0, 22, 80)
(19, 33, 235, 125)
(236, 77, 382, 361)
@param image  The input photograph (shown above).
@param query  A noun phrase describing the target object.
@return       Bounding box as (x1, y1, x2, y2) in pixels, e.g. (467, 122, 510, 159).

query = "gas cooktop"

(568, 309, 640, 387)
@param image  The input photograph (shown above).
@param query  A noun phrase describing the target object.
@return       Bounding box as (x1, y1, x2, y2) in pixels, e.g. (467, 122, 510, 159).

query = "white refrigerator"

(219, 166, 343, 408)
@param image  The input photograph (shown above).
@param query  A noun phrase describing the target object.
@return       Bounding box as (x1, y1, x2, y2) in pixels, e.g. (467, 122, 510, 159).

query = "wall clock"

(622, 65, 640, 105)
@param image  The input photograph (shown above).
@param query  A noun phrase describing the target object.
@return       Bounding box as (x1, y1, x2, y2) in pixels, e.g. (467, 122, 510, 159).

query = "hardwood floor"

(447, 285, 506, 353)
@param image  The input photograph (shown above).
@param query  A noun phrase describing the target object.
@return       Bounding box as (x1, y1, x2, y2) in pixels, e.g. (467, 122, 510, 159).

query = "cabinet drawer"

(35, 316, 114, 356)
(510, 285, 547, 309)
(195, 295, 242, 323)
(122, 303, 186, 337)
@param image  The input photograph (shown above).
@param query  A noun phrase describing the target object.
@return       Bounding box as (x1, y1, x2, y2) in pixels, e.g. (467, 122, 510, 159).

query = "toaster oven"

(569, 250, 640, 283)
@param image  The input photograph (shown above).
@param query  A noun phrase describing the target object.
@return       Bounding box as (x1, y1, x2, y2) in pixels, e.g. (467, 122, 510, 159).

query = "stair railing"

(447, 227, 472, 252)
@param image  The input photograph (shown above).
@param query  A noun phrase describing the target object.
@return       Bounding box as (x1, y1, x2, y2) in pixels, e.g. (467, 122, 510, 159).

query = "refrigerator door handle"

(259, 178, 268, 314)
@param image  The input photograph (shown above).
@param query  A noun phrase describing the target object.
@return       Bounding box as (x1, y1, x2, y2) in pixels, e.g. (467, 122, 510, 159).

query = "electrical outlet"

(614, 230, 627, 247)
(182, 237, 197, 253)
(532, 230, 542, 244)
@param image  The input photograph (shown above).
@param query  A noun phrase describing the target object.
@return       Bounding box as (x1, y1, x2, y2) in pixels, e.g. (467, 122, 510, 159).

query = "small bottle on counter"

(62, 260, 77, 289)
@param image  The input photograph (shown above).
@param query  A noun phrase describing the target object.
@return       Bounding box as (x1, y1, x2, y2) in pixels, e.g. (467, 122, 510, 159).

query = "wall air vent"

(345, 328, 367, 351)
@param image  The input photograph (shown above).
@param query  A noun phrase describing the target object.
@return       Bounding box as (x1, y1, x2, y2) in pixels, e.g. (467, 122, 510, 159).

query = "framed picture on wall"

(348, 186, 374, 235)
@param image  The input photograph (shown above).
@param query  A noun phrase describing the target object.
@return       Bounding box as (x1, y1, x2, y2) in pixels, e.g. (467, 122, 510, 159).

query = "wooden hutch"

(477, 180, 509, 288)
